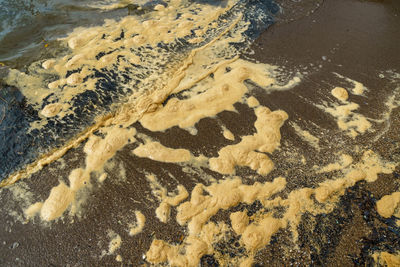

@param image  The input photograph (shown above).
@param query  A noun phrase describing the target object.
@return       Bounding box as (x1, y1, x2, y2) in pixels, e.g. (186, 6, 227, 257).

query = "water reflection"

(0, 0, 130, 68)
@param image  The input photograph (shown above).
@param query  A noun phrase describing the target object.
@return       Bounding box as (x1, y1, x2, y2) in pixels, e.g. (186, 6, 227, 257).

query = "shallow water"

(0, 0, 137, 68)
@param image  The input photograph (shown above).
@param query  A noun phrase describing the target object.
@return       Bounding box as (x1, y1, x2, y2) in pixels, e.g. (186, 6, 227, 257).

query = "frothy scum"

(1, 0, 399, 266)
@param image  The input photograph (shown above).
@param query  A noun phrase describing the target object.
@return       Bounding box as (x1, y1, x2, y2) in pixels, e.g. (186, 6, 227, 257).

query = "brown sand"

(0, 0, 399, 266)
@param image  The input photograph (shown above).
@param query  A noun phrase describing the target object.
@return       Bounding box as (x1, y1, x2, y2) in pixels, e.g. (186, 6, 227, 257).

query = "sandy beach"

(0, 0, 399, 266)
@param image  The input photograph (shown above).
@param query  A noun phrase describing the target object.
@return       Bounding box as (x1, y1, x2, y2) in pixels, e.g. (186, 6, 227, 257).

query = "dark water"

(0, 0, 136, 69)
(0, 0, 280, 182)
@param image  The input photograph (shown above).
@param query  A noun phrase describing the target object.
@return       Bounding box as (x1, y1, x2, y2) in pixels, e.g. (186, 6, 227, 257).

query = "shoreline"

(0, 0, 399, 266)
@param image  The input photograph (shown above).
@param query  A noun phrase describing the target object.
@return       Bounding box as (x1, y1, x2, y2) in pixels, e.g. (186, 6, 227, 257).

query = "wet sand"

(0, 0, 399, 266)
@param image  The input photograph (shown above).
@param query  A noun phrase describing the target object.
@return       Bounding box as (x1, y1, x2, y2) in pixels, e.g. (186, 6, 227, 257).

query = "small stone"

(10, 242, 19, 249)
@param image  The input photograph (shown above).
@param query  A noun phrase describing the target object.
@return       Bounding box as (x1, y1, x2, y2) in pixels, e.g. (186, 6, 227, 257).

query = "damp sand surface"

(0, 0, 400, 266)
